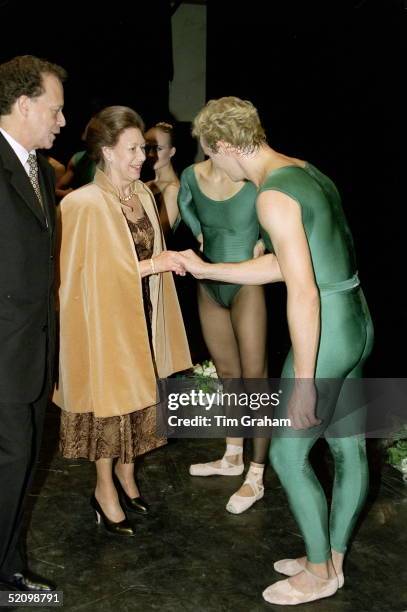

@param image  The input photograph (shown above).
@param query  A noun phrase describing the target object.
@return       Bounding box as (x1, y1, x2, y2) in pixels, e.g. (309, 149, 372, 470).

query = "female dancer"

(178, 158, 269, 514)
(144, 122, 181, 237)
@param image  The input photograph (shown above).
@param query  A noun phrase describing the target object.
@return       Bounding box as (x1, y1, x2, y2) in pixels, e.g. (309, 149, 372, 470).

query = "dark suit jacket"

(0, 132, 56, 403)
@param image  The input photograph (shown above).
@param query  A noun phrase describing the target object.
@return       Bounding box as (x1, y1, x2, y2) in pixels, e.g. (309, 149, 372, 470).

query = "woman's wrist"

(150, 258, 156, 274)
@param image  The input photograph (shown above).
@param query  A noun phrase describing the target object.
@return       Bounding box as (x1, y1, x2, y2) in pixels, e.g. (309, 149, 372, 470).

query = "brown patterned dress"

(59, 209, 166, 463)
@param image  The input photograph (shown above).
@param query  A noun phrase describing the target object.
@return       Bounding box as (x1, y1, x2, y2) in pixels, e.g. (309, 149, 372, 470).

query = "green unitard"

(259, 163, 374, 563)
(178, 165, 259, 307)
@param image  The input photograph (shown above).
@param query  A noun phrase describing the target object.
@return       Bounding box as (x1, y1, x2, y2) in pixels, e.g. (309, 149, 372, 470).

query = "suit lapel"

(0, 132, 48, 227)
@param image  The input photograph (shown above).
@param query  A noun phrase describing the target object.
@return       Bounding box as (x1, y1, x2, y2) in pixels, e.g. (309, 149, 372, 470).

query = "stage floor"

(11, 405, 407, 612)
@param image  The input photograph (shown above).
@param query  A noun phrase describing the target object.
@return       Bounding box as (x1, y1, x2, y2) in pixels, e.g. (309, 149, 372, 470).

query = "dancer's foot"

(226, 463, 265, 514)
(263, 566, 338, 605)
(331, 549, 345, 584)
(273, 552, 344, 588)
(189, 444, 244, 476)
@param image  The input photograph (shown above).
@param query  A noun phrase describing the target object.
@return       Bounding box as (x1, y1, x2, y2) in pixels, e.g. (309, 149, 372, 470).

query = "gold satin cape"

(53, 169, 192, 417)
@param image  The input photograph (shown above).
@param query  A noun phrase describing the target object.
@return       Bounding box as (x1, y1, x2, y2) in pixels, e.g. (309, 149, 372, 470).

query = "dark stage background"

(0, 0, 174, 156)
(0, 0, 405, 375)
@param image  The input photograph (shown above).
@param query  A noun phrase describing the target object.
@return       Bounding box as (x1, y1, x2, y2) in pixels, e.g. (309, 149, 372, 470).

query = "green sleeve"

(178, 170, 202, 238)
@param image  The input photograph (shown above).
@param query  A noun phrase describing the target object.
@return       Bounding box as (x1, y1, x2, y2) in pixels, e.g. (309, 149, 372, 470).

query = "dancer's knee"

(327, 435, 367, 465)
(269, 441, 290, 476)
(270, 439, 311, 479)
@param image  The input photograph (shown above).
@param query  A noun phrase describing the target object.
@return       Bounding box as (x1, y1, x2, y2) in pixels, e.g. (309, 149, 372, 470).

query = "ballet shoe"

(226, 465, 264, 514)
(273, 558, 344, 588)
(189, 444, 244, 476)
(189, 457, 244, 476)
(262, 568, 338, 605)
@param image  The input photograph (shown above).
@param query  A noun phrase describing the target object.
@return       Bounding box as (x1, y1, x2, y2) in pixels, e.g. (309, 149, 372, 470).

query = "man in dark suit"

(0, 55, 66, 592)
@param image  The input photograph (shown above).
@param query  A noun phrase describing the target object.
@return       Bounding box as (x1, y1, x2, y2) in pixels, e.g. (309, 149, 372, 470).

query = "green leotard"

(178, 165, 259, 308)
(259, 163, 374, 563)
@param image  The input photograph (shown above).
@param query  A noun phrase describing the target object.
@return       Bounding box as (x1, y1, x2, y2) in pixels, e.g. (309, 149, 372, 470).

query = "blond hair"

(192, 96, 266, 153)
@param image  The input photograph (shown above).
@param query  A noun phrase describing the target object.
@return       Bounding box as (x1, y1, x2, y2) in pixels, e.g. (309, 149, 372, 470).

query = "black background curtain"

(0, 0, 173, 159)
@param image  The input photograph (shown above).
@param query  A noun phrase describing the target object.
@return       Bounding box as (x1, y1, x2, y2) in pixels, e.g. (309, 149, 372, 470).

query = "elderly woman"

(54, 106, 191, 536)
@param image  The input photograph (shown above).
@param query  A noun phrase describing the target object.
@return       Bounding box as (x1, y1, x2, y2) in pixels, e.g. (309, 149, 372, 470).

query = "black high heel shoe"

(113, 473, 150, 515)
(90, 494, 136, 536)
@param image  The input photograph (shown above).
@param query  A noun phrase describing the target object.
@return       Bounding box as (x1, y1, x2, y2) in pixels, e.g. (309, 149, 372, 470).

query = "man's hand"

(287, 380, 321, 430)
(179, 249, 209, 279)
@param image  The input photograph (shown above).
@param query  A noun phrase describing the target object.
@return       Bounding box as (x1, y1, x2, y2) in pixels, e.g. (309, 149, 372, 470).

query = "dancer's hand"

(179, 250, 209, 279)
(287, 380, 321, 430)
(253, 239, 266, 259)
(196, 233, 204, 253)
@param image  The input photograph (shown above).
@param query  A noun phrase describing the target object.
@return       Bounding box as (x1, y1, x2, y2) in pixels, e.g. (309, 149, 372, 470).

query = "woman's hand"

(253, 238, 266, 259)
(179, 250, 209, 279)
(151, 251, 186, 276)
(196, 233, 204, 253)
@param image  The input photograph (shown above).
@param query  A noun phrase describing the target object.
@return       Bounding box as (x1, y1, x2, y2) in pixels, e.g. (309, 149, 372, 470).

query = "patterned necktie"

(27, 152, 44, 213)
